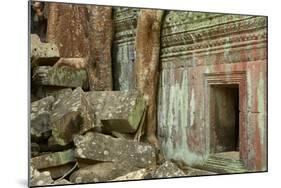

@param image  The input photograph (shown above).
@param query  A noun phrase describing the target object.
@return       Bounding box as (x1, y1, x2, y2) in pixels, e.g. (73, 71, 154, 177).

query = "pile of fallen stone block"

(30, 34, 189, 186)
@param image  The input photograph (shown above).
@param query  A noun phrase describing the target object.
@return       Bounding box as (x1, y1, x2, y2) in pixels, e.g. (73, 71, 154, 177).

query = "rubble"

(86, 90, 146, 133)
(30, 168, 54, 186)
(111, 131, 134, 140)
(45, 136, 74, 152)
(153, 161, 186, 178)
(31, 142, 40, 157)
(51, 88, 98, 146)
(31, 149, 75, 169)
(42, 163, 76, 179)
(32, 66, 88, 89)
(112, 168, 148, 181)
(33, 86, 72, 101)
(31, 96, 54, 141)
(53, 179, 72, 185)
(69, 162, 137, 183)
(74, 132, 156, 168)
(29, 34, 212, 185)
(31, 34, 60, 68)
(30, 166, 72, 186)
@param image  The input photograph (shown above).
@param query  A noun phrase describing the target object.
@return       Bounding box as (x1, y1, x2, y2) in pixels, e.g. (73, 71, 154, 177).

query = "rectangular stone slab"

(74, 132, 156, 168)
(31, 149, 75, 170)
(31, 96, 54, 141)
(31, 34, 60, 67)
(86, 90, 146, 133)
(51, 87, 97, 146)
(32, 66, 88, 89)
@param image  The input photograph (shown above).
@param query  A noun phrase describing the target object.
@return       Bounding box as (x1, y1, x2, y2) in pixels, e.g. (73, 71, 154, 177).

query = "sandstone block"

(32, 66, 88, 89)
(30, 169, 53, 187)
(51, 88, 97, 146)
(74, 132, 156, 168)
(53, 179, 71, 185)
(31, 149, 75, 170)
(69, 162, 137, 183)
(153, 161, 186, 178)
(86, 90, 146, 133)
(113, 168, 148, 181)
(31, 96, 54, 141)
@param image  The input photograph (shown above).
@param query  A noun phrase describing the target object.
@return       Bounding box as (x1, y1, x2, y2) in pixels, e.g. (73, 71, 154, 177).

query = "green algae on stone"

(31, 96, 55, 141)
(31, 149, 75, 169)
(86, 90, 146, 133)
(51, 87, 97, 146)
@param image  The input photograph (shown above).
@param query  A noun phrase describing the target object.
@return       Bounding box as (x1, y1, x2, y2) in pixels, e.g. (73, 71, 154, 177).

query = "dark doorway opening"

(210, 84, 239, 153)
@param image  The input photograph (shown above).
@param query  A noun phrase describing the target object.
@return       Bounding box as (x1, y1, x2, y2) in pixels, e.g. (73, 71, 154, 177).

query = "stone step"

(197, 153, 248, 173)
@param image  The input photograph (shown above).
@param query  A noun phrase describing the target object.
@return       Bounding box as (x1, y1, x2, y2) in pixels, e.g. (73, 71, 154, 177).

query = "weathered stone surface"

(31, 96, 54, 140)
(53, 179, 71, 185)
(31, 149, 75, 169)
(46, 3, 90, 58)
(153, 161, 186, 178)
(112, 8, 139, 90)
(70, 162, 137, 183)
(40, 163, 75, 179)
(51, 88, 97, 146)
(74, 132, 156, 168)
(112, 168, 148, 181)
(31, 34, 60, 67)
(111, 131, 134, 140)
(158, 12, 267, 171)
(30, 166, 71, 186)
(86, 90, 146, 133)
(41, 136, 74, 152)
(30, 169, 54, 186)
(33, 86, 72, 101)
(32, 66, 88, 89)
(54, 57, 87, 69)
(31, 143, 40, 157)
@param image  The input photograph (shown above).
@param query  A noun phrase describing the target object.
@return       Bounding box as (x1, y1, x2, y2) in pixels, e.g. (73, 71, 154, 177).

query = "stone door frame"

(204, 71, 248, 166)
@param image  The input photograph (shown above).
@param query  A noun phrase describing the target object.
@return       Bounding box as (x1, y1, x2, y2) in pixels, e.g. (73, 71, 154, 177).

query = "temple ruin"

(30, 2, 267, 186)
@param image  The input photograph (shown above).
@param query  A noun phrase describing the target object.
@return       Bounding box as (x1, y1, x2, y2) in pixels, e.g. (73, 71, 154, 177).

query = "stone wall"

(85, 8, 268, 171)
(157, 11, 267, 171)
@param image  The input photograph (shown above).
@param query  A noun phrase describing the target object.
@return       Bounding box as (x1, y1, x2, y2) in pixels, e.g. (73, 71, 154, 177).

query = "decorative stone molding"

(160, 12, 267, 62)
(113, 8, 139, 44)
(112, 7, 139, 90)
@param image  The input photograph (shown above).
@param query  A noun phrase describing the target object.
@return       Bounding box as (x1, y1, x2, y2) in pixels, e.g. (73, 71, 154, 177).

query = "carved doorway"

(210, 84, 239, 153)
(203, 72, 248, 172)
